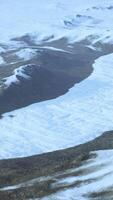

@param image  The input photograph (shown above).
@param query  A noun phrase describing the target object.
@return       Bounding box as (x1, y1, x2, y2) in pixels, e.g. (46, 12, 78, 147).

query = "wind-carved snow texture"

(0, 53, 113, 158)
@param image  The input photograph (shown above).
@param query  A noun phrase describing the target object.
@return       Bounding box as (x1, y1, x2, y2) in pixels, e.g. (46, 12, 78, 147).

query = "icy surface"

(0, 53, 113, 158)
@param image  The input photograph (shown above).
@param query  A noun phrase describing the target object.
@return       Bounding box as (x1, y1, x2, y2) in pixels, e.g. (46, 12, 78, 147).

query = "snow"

(41, 150, 113, 200)
(0, 0, 113, 158)
(0, 47, 5, 53)
(39, 150, 113, 200)
(4, 65, 31, 87)
(0, 56, 5, 65)
(0, 0, 113, 45)
(1, 1, 113, 198)
(0, 175, 53, 191)
(3, 150, 113, 200)
(86, 45, 99, 51)
(0, 52, 113, 158)
(15, 48, 37, 61)
(39, 46, 70, 53)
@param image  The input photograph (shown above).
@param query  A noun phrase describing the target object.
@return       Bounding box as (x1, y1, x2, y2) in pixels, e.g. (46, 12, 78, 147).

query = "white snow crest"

(0, 56, 5, 65)
(16, 48, 37, 61)
(4, 65, 31, 87)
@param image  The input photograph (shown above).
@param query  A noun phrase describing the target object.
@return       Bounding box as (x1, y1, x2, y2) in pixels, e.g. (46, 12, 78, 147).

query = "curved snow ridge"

(0, 53, 113, 158)
(15, 48, 38, 61)
(4, 65, 31, 87)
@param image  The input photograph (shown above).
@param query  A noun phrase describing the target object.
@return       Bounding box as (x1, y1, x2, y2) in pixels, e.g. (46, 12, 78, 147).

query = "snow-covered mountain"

(0, 0, 113, 45)
(0, 0, 113, 158)
(1, 52, 113, 158)
(1, 1, 113, 199)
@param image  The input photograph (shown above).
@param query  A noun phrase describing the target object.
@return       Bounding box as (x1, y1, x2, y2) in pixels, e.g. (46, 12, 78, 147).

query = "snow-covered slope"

(0, 0, 113, 45)
(0, 0, 113, 158)
(15, 48, 38, 61)
(41, 150, 113, 200)
(0, 53, 113, 158)
(1, 150, 113, 200)
(4, 65, 31, 87)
